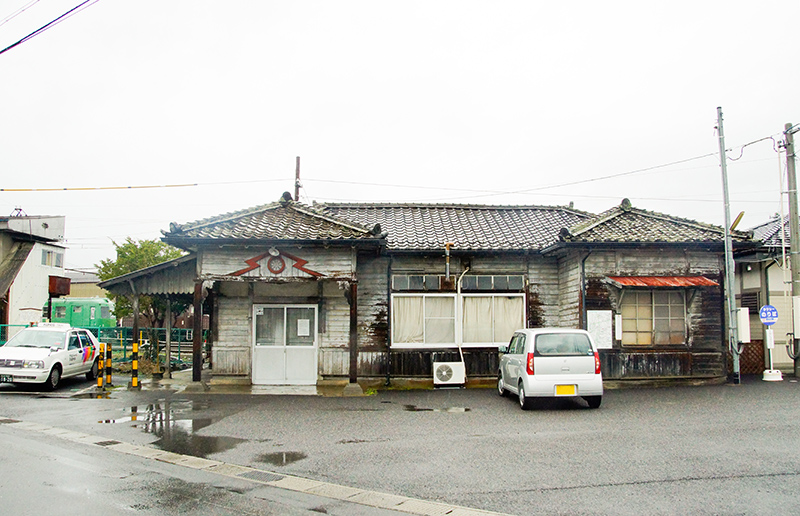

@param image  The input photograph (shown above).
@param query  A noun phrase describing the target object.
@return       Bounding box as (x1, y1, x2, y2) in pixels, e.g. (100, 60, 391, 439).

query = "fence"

(0, 324, 208, 369)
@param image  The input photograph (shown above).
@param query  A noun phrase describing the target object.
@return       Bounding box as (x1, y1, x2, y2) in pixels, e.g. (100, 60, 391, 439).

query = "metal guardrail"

(0, 325, 206, 370)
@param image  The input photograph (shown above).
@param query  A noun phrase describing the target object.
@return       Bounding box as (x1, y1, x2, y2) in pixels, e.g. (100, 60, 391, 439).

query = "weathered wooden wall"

(573, 247, 727, 380)
(527, 257, 560, 327)
(388, 349, 499, 377)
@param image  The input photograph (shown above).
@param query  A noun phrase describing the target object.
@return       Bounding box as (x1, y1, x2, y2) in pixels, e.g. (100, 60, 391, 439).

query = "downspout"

(580, 252, 592, 329)
(456, 267, 470, 366)
(445, 243, 454, 279)
(384, 255, 393, 387)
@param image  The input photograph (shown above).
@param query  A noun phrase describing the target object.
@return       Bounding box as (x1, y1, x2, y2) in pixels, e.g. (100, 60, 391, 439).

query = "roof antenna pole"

(295, 156, 301, 201)
(717, 107, 740, 384)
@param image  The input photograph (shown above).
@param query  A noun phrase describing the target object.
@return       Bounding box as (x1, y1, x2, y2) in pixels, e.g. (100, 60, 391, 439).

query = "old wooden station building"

(100, 193, 752, 387)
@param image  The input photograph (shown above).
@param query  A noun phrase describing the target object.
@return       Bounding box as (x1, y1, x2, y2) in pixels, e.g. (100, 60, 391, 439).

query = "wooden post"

(349, 281, 358, 384)
(192, 282, 204, 382)
(165, 295, 172, 379)
(130, 287, 139, 365)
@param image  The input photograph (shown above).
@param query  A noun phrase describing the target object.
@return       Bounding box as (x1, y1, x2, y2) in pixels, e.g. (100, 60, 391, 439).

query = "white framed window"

(462, 294, 525, 346)
(392, 294, 456, 348)
(620, 290, 686, 346)
(391, 293, 525, 349)
(40, 249, 64, 268)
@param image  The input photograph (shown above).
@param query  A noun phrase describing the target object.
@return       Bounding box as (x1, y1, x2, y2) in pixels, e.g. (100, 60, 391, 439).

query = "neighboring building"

(64, 269, 108, 298)
(0, 212, 68, 340)
(735, 215, 796, 373)
(100, 194, 753, 386)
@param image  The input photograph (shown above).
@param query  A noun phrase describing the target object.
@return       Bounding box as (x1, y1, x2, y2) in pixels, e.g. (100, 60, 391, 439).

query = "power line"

(0, 0, 100, 57)
(0, 0, 41, 29)
(0, 132, 782, 197)
(0, 177, 287, 192)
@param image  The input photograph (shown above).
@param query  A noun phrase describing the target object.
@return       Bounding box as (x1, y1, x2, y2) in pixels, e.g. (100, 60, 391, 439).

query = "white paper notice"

(297, 319, 310, 337)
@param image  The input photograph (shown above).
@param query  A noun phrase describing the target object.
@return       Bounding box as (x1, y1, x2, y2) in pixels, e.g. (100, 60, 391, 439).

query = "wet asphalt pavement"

(2, 374, 800, 515)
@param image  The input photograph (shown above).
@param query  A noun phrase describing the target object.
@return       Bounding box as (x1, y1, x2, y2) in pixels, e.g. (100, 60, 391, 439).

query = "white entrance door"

(252, 305, 318, 385)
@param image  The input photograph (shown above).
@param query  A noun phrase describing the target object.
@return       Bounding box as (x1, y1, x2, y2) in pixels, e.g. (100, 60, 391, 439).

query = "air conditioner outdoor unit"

(433, 362, 466, 386)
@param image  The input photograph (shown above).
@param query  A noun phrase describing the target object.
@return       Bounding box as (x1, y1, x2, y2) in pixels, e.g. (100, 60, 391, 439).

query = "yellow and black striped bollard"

(105, 342, 113, 387)
(96, 342, 105, 391)
(129, 340, 140, 389)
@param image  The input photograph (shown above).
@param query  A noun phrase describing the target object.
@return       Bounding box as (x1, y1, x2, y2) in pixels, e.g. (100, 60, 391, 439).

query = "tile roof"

(559, 198, 750, 244)
(160, 195, 755, 253)
(749, 215, 791, 248)
(321, 203, 591, 251)
(162, 196, 376, 243)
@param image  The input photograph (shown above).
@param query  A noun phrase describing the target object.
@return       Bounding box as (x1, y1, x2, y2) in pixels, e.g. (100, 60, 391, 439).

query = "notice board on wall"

(587, 310, 613, 349)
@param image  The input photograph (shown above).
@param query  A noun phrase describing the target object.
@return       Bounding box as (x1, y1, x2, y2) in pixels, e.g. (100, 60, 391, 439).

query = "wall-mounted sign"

(230, 249, 323, 278)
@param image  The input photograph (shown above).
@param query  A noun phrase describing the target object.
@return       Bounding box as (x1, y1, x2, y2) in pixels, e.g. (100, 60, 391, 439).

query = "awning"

(605, 276, 718, 288)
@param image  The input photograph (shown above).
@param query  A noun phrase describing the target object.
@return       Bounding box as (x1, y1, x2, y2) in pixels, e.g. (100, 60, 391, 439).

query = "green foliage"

(96, 238, 188, 334)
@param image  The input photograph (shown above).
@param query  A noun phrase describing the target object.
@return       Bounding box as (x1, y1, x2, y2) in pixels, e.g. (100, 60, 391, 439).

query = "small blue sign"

(759, 305, 779, 326)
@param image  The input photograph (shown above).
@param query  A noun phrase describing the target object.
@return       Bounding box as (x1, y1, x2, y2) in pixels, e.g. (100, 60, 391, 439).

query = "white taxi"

(0, 323, 101, 390)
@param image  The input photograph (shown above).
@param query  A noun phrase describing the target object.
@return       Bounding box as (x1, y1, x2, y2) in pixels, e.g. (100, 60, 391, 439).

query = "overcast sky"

(1, 1, 798, 270)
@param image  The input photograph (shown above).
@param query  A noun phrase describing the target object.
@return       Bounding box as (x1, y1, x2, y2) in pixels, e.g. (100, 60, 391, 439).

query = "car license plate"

(555, 384, 576, 396)
(0, 374, 12, 383)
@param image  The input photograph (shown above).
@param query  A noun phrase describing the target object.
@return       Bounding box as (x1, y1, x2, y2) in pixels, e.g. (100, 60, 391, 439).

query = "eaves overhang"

(162, 237, 386, 252)
(541, 240, 756, 256)
(98, 253, 197, 296)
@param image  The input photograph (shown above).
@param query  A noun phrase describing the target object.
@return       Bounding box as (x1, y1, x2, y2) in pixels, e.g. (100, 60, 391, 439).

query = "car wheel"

(497, 373, 507, 397)
(85, 359, 99, 381)
(518, 382, 534, 410)
(584, 395, 602, 409)
(45, 366, 61, 391)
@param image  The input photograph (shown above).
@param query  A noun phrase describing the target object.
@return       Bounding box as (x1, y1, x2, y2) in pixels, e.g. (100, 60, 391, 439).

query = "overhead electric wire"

(0, 0, 41, 29)
(0, 132, 781, 197)
(0, 0, 99, 57)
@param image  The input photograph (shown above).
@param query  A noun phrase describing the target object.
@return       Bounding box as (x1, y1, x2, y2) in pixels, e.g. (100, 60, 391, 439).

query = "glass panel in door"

(285, 307, 317, 383)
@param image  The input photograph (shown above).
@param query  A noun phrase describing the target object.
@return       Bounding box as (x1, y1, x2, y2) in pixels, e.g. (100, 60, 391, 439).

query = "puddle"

(403, 405, 471, 413)
(99, 400, 245, 458)
(72, 392, 112, 400)
(256, 451, 307, 466)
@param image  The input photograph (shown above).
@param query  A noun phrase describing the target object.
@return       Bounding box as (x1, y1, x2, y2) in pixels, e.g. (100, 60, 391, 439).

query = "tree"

(96, 237, 188, 330)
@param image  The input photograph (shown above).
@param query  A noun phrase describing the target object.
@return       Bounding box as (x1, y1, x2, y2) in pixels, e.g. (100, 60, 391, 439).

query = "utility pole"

(784, 123, 800, 378)
(295, 156, 301, 201)
(717, 107, 740, 383)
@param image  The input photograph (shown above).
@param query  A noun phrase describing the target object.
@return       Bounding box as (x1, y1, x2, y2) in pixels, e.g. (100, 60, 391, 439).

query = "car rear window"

(534, 333, 593, 356)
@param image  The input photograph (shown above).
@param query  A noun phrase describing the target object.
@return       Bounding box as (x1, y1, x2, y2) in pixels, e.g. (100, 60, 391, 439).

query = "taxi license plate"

(555, 384, 576, 396)
(0, 374, 13, 383)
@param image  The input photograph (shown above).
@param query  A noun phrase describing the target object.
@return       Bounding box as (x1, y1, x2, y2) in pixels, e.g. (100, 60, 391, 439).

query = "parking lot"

(2, 375, 800, 515)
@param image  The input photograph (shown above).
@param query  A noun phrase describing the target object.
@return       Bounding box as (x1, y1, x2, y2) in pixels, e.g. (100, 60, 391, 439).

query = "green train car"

(45, 298, 116, 328)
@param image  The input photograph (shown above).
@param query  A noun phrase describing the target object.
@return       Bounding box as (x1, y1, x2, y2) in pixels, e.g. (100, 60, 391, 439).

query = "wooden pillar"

(165, 295, 172, 379)
(130, 292, 139, 361)
(192, 282, 203, 382)
(349, 281, 358, 384)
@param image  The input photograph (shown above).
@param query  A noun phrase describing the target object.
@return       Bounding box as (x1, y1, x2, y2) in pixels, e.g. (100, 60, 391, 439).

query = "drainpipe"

(445, 242, 454, 280)
(580, 252, 592, 329)
(385, 256, 393, 387)
(456, 267, 470, 365)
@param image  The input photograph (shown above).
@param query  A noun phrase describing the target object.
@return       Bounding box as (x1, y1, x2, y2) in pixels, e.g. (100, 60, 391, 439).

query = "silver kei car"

(498, 328, 603, 410)
(0, 323, 101, 390)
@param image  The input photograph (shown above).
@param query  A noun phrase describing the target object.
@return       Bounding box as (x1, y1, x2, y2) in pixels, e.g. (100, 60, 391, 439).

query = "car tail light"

(526, 353, 535, 375)
(594, 351, 601, 375)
